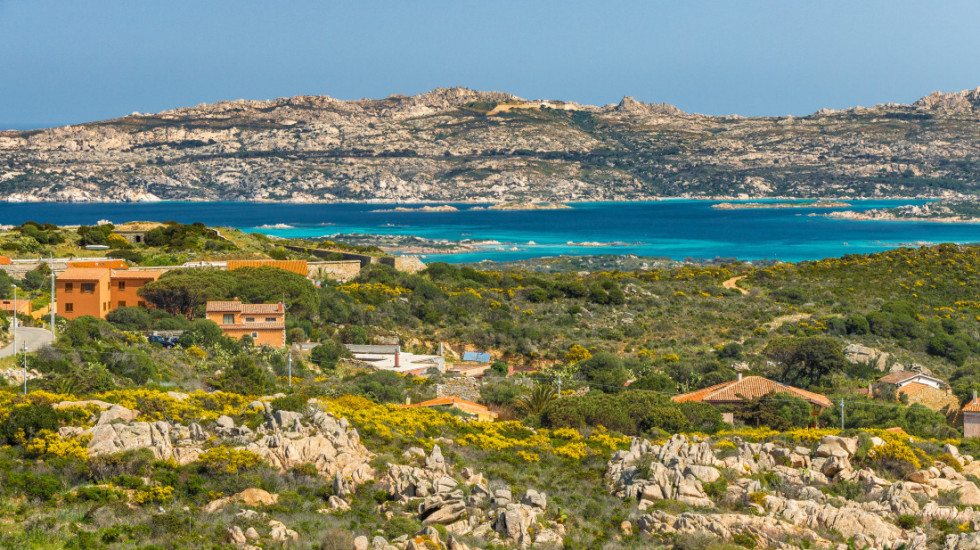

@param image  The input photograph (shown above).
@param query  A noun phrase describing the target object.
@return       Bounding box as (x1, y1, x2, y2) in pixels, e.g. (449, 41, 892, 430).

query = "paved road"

(0, 327, 54, 358)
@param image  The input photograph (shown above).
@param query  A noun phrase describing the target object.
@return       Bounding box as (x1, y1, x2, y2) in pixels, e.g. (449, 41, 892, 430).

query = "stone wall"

(391, 255, 426, 273)
(435, 377, 481, 402)
(308, 261, 362, 282)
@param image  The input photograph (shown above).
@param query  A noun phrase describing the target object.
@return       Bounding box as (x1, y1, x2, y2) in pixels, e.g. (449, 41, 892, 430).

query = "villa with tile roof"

(873, 371, 959, 414)
(963, 392, 980, 438)
(672, 373, 833, 424)
(205, 298, 285, 348)
(56, 267, 162, 320)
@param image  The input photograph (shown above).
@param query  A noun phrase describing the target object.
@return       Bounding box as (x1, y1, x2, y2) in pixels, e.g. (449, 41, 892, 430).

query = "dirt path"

(765, 313, 809, 331)
(722, 275, 749, 295)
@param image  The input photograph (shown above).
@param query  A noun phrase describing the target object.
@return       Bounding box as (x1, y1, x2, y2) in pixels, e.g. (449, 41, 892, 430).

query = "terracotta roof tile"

(241, 303, 283, 314)
(878, 371, 920, 384)
(110, 270, 162, 279)
(206, 301, 243, 312)
(963, 400, 980, 413)
(57, 267, 111, 280)
(399, 396, 498, 418)
(672, 375, 833, 408)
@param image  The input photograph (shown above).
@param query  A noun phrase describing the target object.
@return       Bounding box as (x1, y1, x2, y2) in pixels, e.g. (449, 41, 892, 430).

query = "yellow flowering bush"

(551, 427, 583, 441)
(516, 451, 540, 463)
(587, 428, 630, 450)
(564, 345, 592, 363)
(867, 440, 922, 470)
(198, 447, 264, 475)
(552, 442, 590, 460)
(25, 430, 90, 461)
(134, 485, 174, 504)
(95, 389, 253, 422)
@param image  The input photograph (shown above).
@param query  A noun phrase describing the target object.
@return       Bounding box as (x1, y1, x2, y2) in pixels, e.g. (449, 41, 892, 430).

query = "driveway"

(0, 327, 54, 358)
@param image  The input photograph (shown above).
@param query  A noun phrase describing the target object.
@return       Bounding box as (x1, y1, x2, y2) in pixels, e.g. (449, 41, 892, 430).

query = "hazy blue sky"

(2, 1, 979, 128)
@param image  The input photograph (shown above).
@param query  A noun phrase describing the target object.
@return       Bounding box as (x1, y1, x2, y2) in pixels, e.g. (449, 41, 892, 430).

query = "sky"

(2, 0, 980, 129)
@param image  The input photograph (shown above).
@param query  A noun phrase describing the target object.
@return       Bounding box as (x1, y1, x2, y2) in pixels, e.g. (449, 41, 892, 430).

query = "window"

(266, 317, 276, 322)
(64, 303, 73, 313)
(118, 281, 126, 290)
(82, 283, 95, 293)
(118, 301, 126, 308)
(64, 283, 73, 292)
(103, 302, 109, 311)
(246, 317, 255, 323)
(251, 332, 259, 338)
(223, 314, 235, 324)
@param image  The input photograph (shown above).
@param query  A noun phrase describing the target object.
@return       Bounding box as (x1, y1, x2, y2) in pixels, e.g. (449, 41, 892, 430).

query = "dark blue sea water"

(1, 200, 977, 263)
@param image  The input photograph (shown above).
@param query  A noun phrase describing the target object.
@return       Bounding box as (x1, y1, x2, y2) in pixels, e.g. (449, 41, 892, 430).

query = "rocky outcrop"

(4, 87, 980, 202)
(373, 445, 563, 548)
(609, 434, 980, 550)
(844, 343, 894, 371)
(79, 402, 374, 489)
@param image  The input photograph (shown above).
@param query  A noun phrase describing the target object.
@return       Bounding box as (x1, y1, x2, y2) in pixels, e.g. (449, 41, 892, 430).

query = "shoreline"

(0, 195, 952, 205)
(815, 211, 980, 224)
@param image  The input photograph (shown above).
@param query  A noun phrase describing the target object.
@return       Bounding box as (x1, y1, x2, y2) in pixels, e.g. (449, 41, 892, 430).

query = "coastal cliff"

(2, 86, 980, 202)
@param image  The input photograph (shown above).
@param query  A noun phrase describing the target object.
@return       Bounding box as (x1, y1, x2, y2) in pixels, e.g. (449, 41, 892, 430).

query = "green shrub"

(896, 514, 918, 529)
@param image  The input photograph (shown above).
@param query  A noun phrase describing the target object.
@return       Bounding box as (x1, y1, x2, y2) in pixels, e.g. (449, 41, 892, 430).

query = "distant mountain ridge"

(1, 86, 979, 202)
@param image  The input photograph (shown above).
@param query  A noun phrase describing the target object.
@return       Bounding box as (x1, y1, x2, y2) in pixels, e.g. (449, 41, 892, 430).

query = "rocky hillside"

(2, 86, 980, 202)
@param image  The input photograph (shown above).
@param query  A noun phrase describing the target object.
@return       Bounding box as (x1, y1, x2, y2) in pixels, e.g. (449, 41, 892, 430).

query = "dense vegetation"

(3, 225, 980, 547)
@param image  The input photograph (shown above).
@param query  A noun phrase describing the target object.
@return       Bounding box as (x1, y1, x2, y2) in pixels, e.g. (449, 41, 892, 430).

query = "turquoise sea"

(0, 200, 978, 263)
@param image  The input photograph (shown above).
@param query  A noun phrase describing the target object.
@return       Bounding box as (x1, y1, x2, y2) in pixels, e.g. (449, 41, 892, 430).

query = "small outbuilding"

(399, 396, 498, 421)
(671, 373, 833, 424)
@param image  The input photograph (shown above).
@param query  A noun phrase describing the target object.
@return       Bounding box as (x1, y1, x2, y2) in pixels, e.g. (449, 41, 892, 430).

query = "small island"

(817, 200, 980, 223)
(712, 201, 851, 210)
(370, 205, 459, 213)
(471, 202, 573, 211)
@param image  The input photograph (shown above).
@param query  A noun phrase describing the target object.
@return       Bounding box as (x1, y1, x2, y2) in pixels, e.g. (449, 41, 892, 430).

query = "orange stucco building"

(0, 299, 32, 316)
(57, 267, 162, 320)
(205, 298, 285, 347)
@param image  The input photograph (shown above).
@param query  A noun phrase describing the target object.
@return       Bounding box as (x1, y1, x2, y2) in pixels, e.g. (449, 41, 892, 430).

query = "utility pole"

(840, 398, 845, 431)
(11, 284, 16, 352)
(50, 253, 56, 338)
(22, 342, 28, 395)
(287, 353, 292, 387)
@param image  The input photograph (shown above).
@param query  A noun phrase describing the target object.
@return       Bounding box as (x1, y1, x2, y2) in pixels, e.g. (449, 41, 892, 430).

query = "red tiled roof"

(963, 399, 980, 413)
(57, 267, 111, 281)
(68, 260, 128, 269)
(110, 269, 162, 280)
(206, 300, 243, 312)
(672, 375, 833, 408)
(399, 396, 499, 418)
(206, 300, 283, 314)
(242, 303, 283, 314)
(878, 371, 920, 384)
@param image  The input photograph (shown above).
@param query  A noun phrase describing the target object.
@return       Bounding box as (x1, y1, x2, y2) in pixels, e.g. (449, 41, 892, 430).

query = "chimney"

(395, 352, 400, 368)
(438, 342, 444, 357)
(974, 390, 977, 404)
(736, 372, 742, 381)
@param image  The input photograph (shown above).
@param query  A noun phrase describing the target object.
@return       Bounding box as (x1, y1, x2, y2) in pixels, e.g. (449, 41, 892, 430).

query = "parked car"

(148, 335, 179, 349)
